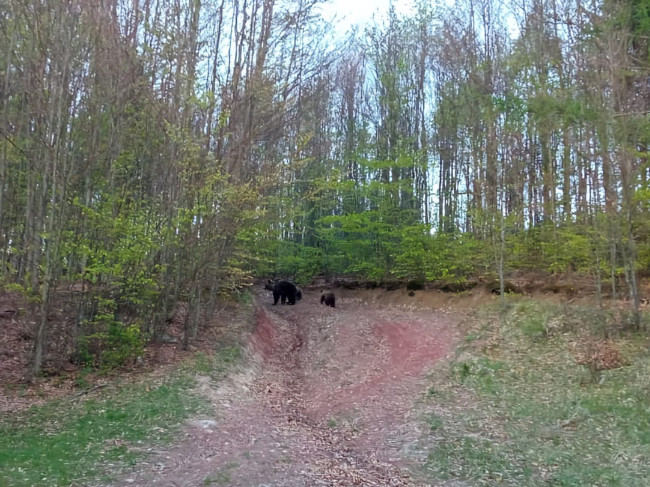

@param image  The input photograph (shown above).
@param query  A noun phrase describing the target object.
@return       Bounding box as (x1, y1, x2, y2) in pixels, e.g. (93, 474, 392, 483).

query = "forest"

(1, 0, 649, 377)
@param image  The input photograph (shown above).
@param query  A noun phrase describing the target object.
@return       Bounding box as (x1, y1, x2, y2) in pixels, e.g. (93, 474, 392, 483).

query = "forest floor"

(106, 288, 462, 486)
(2, 284, 650, 486)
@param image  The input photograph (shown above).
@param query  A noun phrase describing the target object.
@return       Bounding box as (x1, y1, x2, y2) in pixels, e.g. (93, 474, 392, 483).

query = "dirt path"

(115, 290, 458, 486)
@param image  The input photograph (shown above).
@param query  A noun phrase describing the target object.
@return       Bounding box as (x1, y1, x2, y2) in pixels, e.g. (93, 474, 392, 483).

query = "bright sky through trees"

(319, 0, 416, 34)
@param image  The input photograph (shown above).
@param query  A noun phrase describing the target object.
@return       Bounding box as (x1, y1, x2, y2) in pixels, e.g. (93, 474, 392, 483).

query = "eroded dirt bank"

(115, 289, 459, 486)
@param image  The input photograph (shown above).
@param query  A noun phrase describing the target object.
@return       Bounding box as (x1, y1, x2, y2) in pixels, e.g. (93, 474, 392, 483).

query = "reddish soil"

(111, 288, 460, 486)
(3, 275, 646, 485)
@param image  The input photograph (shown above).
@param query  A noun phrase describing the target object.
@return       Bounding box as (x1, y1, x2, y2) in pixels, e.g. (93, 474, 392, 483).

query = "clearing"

(3, 284, 650, 486)
(109, 287, 460, 486)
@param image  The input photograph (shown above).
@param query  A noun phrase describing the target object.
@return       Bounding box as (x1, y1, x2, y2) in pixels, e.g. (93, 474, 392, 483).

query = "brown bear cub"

(320, 291, 336, 308)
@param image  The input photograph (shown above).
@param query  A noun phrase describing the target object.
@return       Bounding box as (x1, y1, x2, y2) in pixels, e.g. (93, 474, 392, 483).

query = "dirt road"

(117, 289, 458, 486)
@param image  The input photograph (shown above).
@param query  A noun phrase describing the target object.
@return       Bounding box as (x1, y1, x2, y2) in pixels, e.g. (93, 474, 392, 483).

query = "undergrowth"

(0, 346, 243, 487)
(423, 298, 650, 486)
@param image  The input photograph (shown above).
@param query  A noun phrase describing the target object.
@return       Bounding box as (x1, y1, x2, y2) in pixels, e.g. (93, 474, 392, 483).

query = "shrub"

(77, 298, 146, 369)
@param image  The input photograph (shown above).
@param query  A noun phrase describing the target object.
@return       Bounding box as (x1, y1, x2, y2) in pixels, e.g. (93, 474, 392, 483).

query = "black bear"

(265, 280, 301, 305)
(320, 291, 336, 308)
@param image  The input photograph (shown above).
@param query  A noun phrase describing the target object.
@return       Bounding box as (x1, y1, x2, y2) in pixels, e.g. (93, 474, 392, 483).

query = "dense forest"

(1, 0, 649, 376)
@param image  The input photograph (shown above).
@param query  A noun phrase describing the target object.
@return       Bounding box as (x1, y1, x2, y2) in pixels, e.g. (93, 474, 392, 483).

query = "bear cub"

(320, 291, 336, 308)
(265, 280, 301, 305)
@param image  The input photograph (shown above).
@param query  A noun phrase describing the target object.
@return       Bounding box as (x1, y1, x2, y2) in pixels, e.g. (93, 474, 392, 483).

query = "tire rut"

(109, 291, 455, 486)
(249, 306, 415, 486)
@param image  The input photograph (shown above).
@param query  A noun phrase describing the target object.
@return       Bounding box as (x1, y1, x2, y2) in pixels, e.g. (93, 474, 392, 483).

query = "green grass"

(427, 436, 530, 483)
(464, 332, 481, 342)
(425, 413, 443, 431)
(203, 461, 239, 485)
(424, 299, 650, 486)
(192, 345, 241, 379)
(0, 347, 244, 486)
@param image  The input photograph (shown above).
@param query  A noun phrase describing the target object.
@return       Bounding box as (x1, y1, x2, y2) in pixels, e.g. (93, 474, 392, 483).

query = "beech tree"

(2, 0, 650, 377)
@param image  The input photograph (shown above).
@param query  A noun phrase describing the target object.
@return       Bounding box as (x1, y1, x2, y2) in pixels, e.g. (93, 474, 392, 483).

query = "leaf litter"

(106, 288, 459, 486)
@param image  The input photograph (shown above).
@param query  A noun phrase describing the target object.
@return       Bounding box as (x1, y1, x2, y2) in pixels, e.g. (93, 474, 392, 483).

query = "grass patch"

(451, 357, 507, 394)
(0, 346, 245, 486)
(0, 377, 207, 486)
(425, 413, 443, 431)
(464, 332, 481, 342)
(427, 436, 530, 483)
(423, 298, 650, 486)
(191, 345, 241, 380)
(203, 461, 239, 485)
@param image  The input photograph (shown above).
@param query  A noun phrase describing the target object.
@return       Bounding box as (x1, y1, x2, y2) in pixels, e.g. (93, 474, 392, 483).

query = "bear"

(265, 280, 301, 305)
(320, 291, 336, 308)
